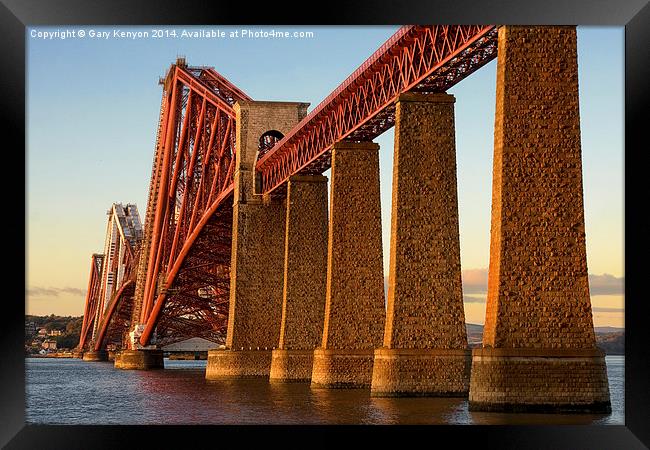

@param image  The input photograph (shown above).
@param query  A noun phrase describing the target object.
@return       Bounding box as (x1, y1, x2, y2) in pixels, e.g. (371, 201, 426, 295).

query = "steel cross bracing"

(78, 254, 104, 350)
(92, 275, 136, 352)
(78, 204, 141, 352)
(77, 247, 138, 351)
(78, 238, 139, 352)
(136, 61, 250, 346)
(256, 25, 498, 196)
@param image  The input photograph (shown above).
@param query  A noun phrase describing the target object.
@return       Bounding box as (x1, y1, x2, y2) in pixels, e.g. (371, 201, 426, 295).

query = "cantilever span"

(77, 203, 141, 355)
(134, 60, 245, 347)
(78, 25, 610, 414)
(78, 253, 104, 351)
(78, 61, 248, 356)
(92, 279, 135, 352)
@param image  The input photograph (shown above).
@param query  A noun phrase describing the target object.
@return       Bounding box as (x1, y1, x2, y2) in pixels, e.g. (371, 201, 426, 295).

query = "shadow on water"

(25, 355, 623, 425)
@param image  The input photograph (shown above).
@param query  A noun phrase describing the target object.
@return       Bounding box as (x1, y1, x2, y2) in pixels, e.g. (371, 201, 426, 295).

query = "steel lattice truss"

(78, 254, 104, 350)
(92, 277, 136, 351)
(136, 62, 250, 346)
(79, 244, 139, 352)
(256, 25, 498, 195)
(78, 247, 139, 351)
(150, 204, 232, 346)
(78, 203, 142, 351)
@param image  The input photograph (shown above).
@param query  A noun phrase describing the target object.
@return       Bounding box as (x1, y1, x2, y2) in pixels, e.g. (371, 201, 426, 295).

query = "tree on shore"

(25, 315, 83, 350)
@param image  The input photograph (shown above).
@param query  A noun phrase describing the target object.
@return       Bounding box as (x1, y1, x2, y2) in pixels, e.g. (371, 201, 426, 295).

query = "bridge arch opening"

(255, 130, 284, 194)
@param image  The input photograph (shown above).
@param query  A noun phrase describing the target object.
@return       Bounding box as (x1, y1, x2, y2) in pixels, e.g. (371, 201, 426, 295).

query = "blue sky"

(26, 26, 624, 327)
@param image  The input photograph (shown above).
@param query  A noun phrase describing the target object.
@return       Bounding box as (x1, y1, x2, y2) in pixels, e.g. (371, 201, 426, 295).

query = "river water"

(25, 355, 623, 425)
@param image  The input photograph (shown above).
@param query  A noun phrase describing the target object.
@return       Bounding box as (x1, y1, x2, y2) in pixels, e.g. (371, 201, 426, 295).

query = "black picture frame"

(3, 0, 648, 448)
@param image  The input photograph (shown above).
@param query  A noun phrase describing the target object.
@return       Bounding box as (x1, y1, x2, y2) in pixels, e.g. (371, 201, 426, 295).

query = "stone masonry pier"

(468, 25, 610, 413)
(371, 93, 470, 397)
(82, 350, 108, 362)
(114, 349, 164, 370)
(311, 141, 386, 389)
(206, 100, 309, 379)
(270, 175, 329, 382)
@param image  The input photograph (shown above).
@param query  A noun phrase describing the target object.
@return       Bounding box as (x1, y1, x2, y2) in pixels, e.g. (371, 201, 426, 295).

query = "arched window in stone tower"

(255, 130, 285, 194)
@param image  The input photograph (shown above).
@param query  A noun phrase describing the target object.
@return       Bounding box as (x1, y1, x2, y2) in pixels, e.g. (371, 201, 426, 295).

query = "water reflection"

(370, 396, 468, 424)
(309, 386, 379, 424)
(468, 410, 603, 425)
(26, 356, 623, 425)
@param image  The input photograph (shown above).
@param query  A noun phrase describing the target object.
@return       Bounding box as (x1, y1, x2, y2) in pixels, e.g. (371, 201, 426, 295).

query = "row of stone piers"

(204, 91, 474, 396)
(83, 26, 610, 413)
(204, 26, 610, 412)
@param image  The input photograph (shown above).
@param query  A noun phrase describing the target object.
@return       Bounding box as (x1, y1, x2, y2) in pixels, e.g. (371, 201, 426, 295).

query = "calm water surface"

(26, 355, 623, 425)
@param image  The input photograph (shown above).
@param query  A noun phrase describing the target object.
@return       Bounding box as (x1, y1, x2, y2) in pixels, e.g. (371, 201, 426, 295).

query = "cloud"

(459, 269, 623, 297)
(463, 295, 486, 304)
(27, 286, 86, 298)
(589, 274, 624, 296)
(380, 268, 624, 299)
(462, 269, 489, 294)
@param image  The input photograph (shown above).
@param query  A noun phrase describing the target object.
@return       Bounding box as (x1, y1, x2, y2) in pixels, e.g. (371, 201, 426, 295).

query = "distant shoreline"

(28, 353, 76, 358)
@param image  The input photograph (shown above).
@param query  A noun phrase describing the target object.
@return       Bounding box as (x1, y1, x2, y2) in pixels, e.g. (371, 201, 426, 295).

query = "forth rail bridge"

(75, 25, 611, 413)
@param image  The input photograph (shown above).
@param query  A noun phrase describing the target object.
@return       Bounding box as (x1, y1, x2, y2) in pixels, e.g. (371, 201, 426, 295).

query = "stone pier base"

(114, 349, 164, 370)
(72, 351, 84, 359)
(269, 349, 315, 382)
(205, 349, 272, 379)
(82, 350, 108, 362)
(371, 348, 471, 397)
(468, 348, 611, 413)
(107, 350, 116, 362)
(311, 349, 375, 388)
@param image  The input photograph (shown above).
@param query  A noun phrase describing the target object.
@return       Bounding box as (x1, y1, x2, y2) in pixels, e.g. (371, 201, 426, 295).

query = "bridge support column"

(270, 175, 329, 382)
(206, 100, 309, 380)
(206, 195, 286, 378)
(82, 350, 108, 362)
(114, 349, 164, 370)
(468, 26, 610, 413)
(311, 142, 385, 389)
(370, 93, 470, 397)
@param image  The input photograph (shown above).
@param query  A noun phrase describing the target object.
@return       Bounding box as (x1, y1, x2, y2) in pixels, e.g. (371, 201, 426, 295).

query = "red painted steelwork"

(78, 254, 104, 350)
(86, 236, 138, 351)
(137, 62, 247, 346)
(144, 197, 233, 346)
(256, 25, 498, 195)
(92, 279, 135, 351)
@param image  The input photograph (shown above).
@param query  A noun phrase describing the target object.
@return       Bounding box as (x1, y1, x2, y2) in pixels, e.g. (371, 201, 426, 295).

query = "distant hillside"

(594, 326, 624, 334)
(596, 331, 625, 355)
(465, 324, 624, 355)
(25, 315, 83, 352)
(466, 323, 484, 347)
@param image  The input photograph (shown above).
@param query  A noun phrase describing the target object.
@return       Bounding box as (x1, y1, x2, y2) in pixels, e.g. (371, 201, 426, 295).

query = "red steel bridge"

(78, 25, 498, 353)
